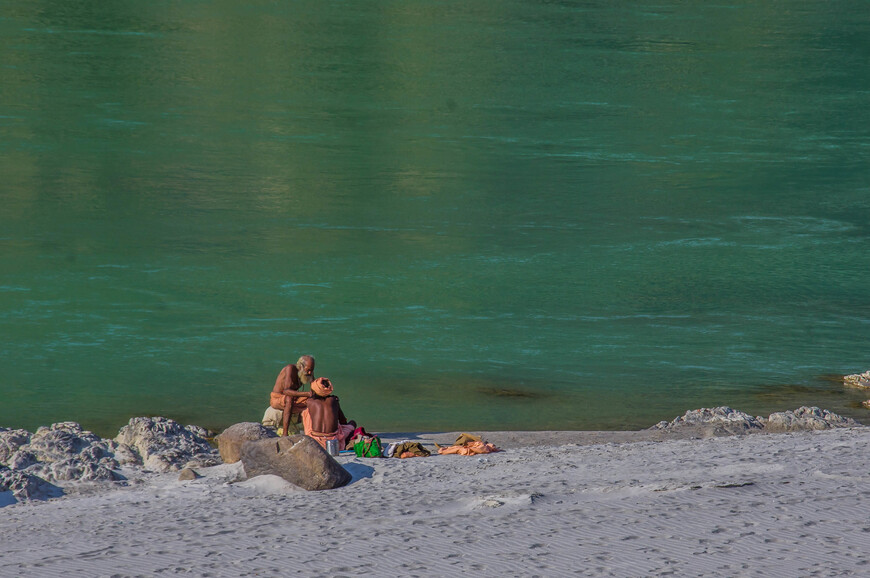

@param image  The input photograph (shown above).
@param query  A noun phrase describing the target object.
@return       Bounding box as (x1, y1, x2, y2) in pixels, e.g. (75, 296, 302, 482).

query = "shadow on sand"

(342, 462, 375, 484)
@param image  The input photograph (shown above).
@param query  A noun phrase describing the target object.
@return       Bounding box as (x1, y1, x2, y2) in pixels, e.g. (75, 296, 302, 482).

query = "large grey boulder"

(764, 407, 858, 432)
(215, 422, 277, 464)
(650, 407, 765, 436)
(240, 435, 351, 491)
(114, 417, 220, 472)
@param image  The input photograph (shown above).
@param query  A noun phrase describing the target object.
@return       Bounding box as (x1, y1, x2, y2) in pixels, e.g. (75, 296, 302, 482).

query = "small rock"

(215, 422, 277, 464)
(844, 371, 870, 389)
(240, 435, 351, 491)
(862, 400, 870, 409)
(178, 468, 199, 481)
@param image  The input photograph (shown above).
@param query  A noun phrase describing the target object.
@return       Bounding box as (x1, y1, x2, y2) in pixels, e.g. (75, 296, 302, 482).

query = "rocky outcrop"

(1, 417, 224, 505)
(22, 423, 120, 482)
(0, 422, 116, 504)
(844, 371, 870, 389)
(240, 435, 351, 491)
(764, 406, 858, 432)
(114, 417, 220, 473)
(650, 407, 765, 436)
(652, 406, 861, 435)
(0, 466, 62, 502)
(25, 422, 109, 462)
(215, 422, 276, 464)
(1, 423, 120, 484)
(0, 428, 31, 465)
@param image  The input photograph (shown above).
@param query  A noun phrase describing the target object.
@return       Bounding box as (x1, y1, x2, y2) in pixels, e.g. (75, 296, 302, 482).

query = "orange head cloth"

(310, 377, 333, 397)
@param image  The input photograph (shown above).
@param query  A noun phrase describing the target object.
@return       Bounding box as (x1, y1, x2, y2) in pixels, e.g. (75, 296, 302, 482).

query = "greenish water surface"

(2, 1, 869, 437)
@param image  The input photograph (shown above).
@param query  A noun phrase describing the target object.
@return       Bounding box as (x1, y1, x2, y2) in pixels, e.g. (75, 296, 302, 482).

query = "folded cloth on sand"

(437, 441, 499, 455)
(435, 433, 499, 456)
(301, 409, 354, 450)
(310, 377, 333, 397)
(270, 391, 307, 413)
(454, 433, 482, 445)
(386, 441, 430, 459)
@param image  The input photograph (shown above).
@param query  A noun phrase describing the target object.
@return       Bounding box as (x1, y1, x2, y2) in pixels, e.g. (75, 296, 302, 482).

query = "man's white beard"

(298, 369, 313, 386)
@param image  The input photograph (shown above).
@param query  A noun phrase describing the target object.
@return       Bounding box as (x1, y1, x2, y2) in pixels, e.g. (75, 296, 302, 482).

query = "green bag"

(353, 435, 383, 458)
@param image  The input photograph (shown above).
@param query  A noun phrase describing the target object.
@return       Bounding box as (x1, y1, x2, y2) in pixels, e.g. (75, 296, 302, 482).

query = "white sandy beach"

(2, 426, 869, 577)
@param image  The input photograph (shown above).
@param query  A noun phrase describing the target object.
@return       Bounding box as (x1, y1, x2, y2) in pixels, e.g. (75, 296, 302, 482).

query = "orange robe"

(436, 441, 500, 455)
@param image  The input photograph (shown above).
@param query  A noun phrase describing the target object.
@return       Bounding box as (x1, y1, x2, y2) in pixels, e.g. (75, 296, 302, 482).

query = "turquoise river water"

(2, 1, 869, 436)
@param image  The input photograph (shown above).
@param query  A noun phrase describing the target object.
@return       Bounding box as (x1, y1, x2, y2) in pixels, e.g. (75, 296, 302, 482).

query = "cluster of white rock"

(843, 371, 870, 389)
(843, 371, 870, 408)
(114, 416, 220, 473)
(0, 417, 219, 503)
(651, 406, 859, 435)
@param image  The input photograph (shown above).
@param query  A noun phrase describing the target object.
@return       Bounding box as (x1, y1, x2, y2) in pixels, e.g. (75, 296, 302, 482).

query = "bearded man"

(269, 355, 316, 436)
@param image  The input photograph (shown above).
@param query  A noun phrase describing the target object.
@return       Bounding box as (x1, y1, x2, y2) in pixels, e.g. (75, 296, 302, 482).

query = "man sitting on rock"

(267, 355, 316, 436)
(302, 377, 356, 451)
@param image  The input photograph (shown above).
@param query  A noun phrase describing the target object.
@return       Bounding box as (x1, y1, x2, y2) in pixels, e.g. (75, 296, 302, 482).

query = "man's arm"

(273, 364, 303, 395)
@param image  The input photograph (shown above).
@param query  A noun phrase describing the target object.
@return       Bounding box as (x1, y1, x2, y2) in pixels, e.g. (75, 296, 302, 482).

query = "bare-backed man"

(270, 355, 316, 436)
(302, 377, 356, 450)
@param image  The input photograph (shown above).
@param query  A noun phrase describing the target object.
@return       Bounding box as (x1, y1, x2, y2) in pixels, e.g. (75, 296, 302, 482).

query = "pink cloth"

(301, 409, 354, 450)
